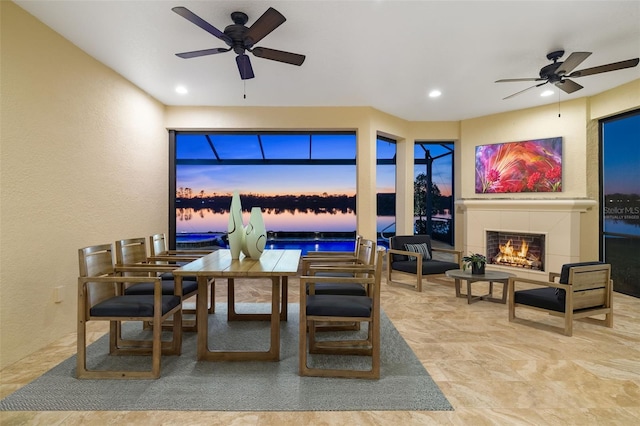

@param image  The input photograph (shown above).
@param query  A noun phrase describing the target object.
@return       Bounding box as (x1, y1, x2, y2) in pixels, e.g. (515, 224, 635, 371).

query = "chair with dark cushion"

(508, 262, 613, 336)
(387, 234, 462, 292)
(299, 247, 385, 379)
(114, 237, 204, 332)
(77, 243, 182, 379)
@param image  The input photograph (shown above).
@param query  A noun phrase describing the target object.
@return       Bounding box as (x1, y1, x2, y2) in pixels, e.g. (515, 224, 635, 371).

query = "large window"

(414, 142, 454, 245)
(377, 136, 396, 241)
(170, 131, 357, 246)
(601, 110, 640, 297)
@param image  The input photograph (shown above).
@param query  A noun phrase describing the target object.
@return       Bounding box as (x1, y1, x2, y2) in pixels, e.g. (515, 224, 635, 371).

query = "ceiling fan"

(172, 6, 305, 80)
(496, 50, 639, 99)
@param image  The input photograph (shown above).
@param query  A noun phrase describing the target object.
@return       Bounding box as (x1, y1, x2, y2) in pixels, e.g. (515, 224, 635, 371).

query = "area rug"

(0, 304, 453, 412)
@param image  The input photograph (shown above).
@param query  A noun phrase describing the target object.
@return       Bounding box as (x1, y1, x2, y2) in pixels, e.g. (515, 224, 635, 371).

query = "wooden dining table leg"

(196, 275, 210, 360)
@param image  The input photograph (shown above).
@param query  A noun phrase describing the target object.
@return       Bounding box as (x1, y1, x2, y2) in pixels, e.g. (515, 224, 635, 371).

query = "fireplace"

(486, 230, 545, 271)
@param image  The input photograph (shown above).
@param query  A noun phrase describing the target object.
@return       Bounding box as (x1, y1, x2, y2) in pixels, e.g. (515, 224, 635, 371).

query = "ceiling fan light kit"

(496, 50, 639, 100)
(172, 6, 306, 80)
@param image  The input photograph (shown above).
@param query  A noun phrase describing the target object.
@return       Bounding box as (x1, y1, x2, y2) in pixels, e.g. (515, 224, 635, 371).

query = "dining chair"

(299, 247, 385, 379)
(148, 233, 216, 315)
(114, 237, 204, 332)
(77, 243, 182, 379)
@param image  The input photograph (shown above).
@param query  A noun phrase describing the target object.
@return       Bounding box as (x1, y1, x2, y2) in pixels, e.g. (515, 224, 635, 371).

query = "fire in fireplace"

(486, 230, 545, 271)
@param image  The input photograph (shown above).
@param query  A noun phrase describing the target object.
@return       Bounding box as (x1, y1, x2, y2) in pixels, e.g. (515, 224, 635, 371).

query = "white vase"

(227, 191, 244, 259)
(244, 207, 266, 258)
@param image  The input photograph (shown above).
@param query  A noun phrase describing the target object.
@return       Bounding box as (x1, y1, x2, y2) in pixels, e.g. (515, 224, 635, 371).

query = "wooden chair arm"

(304, 251, 354, 257)
(548, 271, 561, 282)
(388, 247, 422, 258)
(307, 264, 375, 274)
(508, 276, 570, 291)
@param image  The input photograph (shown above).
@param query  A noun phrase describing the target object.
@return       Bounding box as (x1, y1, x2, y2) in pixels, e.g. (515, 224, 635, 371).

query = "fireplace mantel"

(457, 197, 597, 279)
(456, 198, 596, 212)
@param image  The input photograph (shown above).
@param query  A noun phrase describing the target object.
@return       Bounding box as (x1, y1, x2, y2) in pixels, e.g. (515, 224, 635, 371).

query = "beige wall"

(1, 0, 638, 369)
(0, 2, 168, 368)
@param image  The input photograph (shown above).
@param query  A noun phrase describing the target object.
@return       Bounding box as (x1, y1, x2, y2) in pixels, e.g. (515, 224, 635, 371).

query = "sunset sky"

(176, 133, 453, 197)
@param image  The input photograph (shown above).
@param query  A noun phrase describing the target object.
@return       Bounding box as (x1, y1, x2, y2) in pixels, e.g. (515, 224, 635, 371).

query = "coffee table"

(445, 269, 515, 304)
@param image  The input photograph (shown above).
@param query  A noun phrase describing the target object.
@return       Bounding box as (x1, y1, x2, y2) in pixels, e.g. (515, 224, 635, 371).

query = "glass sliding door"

(414, 142, 454, 245)
(601, 110, 640, 297)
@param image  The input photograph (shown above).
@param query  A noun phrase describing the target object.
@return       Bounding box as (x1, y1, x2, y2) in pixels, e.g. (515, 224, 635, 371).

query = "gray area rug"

(0, 304, 452, 412)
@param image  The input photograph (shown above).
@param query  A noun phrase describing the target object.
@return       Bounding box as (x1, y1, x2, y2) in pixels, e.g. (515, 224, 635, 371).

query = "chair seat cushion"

(306, 295, 372, 317)
(90, 295, 181, 317)
(160, 271, 197, 282)
(514, 287, 564, 312)
(306, 282, 367, 296)
(124, 280, 198, 296)
(392, 260, 460, 275)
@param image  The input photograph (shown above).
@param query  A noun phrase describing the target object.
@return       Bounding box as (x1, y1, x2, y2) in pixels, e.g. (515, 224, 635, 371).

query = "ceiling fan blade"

(568, 58, 640, 78)
(236, 54, 255, 80)
(503, 81, 548, 100)
(172, 6, 232, 45)
(243, 7, 286, 47)
(251, 47, 305, 66)
(495, 78, 544, 83)
(555, 79, 583, 94)
(176, 48, 231, 59)
(556, 52, 591, 76)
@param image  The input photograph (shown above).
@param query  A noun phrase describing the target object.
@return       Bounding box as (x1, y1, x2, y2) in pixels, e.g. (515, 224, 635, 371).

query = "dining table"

(172, 248, 301, 362)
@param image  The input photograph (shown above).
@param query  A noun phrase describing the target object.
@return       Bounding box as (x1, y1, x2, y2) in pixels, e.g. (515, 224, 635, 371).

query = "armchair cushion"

(392, 259, 460, 275)
(404, 242, 431, 261)
(306, 294, 372, 317)
(306, 282, 367, 296)
(124, 280, 198, 296)
(90, 295, 181, 317)
(514, 287, 564, 312)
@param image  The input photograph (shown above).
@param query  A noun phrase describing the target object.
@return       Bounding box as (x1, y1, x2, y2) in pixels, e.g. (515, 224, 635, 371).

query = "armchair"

(299, 247, 385, 379)
(387, 235, 462, 292)
(508, 262, 613, 336)
(77, 243, 182, 379)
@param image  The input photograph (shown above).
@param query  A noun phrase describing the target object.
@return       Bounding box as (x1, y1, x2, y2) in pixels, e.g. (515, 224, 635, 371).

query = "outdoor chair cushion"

(391, 259, 460, 275)
(306, 282, 367, 296)
(305, 294, 372, 317)
(514, 287, 564, 312)
(90, 295, 181, 317)
(125, 280, 198, 296)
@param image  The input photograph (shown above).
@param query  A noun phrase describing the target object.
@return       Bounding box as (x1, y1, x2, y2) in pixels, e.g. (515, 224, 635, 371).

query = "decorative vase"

(471, 263, 486, 275)
(227, 190, 244, 259)
(244, 207, 267, 259)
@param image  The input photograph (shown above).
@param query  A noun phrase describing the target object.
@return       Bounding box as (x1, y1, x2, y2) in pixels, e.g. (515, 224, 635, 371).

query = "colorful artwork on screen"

(475, 137, 562, 193)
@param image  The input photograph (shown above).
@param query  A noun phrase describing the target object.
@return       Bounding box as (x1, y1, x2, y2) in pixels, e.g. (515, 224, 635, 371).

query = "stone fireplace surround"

(456, 199, 597, 280)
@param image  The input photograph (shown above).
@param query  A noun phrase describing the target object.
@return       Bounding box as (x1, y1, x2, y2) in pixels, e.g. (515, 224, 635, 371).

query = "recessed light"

(428, 90, 442, 98)
(540, 90, 554, 97)
(175, 85, 188, 94)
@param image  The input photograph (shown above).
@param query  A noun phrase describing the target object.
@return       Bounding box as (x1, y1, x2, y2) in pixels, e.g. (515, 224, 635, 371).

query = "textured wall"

(0, 2, 167, 369)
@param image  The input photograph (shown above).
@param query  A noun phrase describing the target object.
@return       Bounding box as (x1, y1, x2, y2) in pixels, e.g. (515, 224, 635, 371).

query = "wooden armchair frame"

(508, 263, 613, 336)
(77, 244, 182, 379)
(299, 247, 385, 379)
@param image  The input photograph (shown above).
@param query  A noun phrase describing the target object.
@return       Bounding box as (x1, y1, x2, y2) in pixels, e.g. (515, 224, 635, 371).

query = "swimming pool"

(176, 234, 388, 255)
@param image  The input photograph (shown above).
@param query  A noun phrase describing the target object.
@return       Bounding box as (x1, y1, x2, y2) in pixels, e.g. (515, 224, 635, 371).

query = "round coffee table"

(445, 269, 515, 304)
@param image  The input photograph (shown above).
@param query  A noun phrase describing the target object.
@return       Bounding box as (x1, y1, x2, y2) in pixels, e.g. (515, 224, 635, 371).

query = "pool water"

(176, 234, 388, 255)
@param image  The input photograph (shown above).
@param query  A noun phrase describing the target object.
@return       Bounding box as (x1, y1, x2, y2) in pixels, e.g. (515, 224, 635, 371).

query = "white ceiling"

(14, 0, 640, 121)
